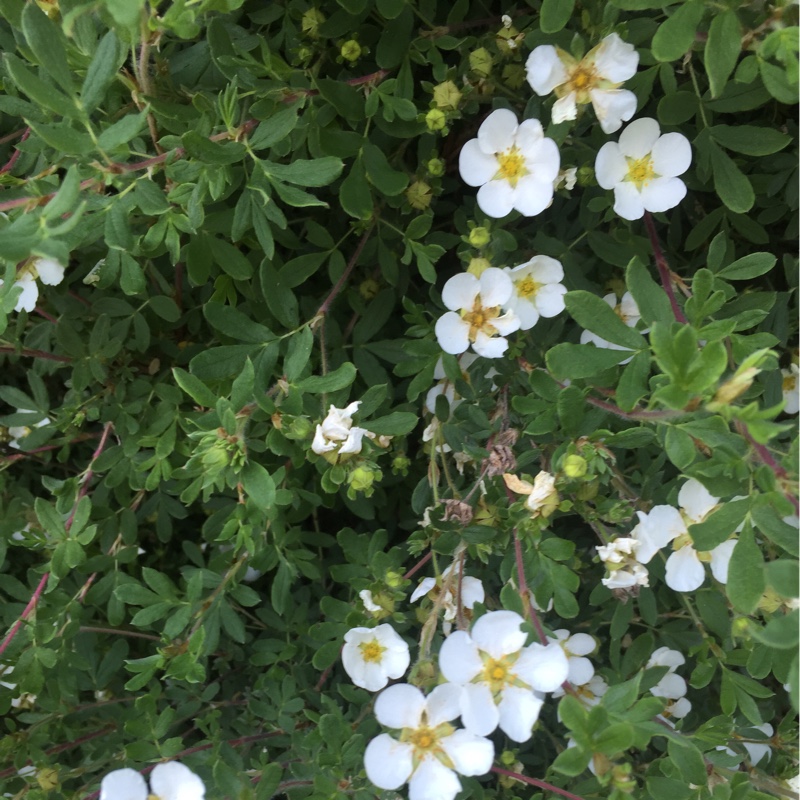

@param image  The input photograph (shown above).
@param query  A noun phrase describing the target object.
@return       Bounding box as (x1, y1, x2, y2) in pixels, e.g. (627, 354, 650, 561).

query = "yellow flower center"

(359, 639, 385, 663)
(784, 374, 797, 391)
(482, 657, 515, 693)
(147, 795, 161, 800)
(410, 728, 436, 750)
(495, 146, 528, 187)
(568, 65, 598, 93)
(515, 275, 540, 299)
(462, 300, 500, 342)
(625, 155, 656, 189)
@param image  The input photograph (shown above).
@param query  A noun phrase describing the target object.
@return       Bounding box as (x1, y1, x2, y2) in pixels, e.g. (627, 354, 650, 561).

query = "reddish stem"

(315, 223, 374, 319)
(0, 127, 29, 147)
(0, 346, 71, 362)
(0, 127, 30, 175)
(491, 767, 588, 800)
(0, 571, 49, 657)
(643, 212, 688, 324)
(34, 306, 57, 324)
(512, 528, 548, 645)
(403, 550, 433, 580)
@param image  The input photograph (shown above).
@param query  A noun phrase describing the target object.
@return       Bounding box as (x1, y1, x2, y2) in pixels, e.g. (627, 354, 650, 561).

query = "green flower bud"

(467, 257, 491, 277)
(359, 277, 380, 300)
(425, 108, 447, 132)
(285, 416, 314, 440)
(468, 226, 491, 248)
(611, 763, 636, 793)
(392, 454, 411, 475)
(563, 454, 588, 478)
(385, 569, 404, 588)
(409, 658, 437, 689)
(406, 180, 432, 210)
(500, 750, 517, 767)
(301, 8, 325, 37)
(426, 158, 445, 177)
(348, 464, 379, 494)
(432, 80, 462, 111)
(469, 47, 493, 77)
(340, 39, 362, 62)
(37, 767, 59, 791)
(577, 165, 595, 186)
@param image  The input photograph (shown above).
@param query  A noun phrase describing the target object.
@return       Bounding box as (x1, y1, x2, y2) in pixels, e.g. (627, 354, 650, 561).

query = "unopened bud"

(301, 8, 325, 36)
(577, 165, 595, 186)
(392, 454, 411, 475)
(468, 226, 490, 248)
(340, 39, 362, 62)
(409, 658, 437, 689)
(432, 80, 462, 111)
(469, 47, 493, 77)
(426, 158, 445, 177)
(37, 767, 59, 791)
(425, 108, 447, 132)
(359, 277, 380, 300)
(611, 762, 636, 793)
(348, 465, 380, 495)
(467, 257, 491, 276)
(406, 180, 432, 210)
(285, 416, 314, 440)
(385, 569, 404, 588)
(563, 454, 588, 478)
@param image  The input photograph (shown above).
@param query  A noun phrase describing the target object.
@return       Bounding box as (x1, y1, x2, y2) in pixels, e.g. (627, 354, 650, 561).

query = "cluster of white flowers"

(311, 401, 388, 459)
(100, 762, 205, 800)
(0, 257, 65, 313)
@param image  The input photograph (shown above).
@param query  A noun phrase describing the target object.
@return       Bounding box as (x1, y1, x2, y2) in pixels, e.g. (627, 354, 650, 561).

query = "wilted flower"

(364, 683, 494, 800)
(596, 537, 649, 590)
(595, 118, 692, 220)
(342, 624, 410, 691)
(525, 33, 639, 133)
(458, 108, 560, 218)
(435, 268, 520, 358)
(503, 471, 559, 518)
(100, 762, 205, 800)
(503, 255, 567, 331)
(312, 401, 376, 458)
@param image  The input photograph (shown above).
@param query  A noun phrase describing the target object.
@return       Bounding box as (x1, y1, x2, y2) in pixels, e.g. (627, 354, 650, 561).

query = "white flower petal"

(459, 139, 501, 187)
(568, 656, 595, 686)
(515, 641, 570, 692)
(425, 682, 464, 726)
(618, 117, 661, 159)
(593, 34, 639, 83)
(516, 118, 546, 153)
(669, 696, 692, 719)
(471, 610, 527, 658)
(648, 647, 685, 670)
(709, 539, 736, 584)
(589, 88, 637, 134)
(13, 277, 38, 313)
(521, 136, 561, 183)
(442, 272, 479, 312)
(150, 762, 205, 800)
(512, 176, 555, 217)
(641, 176, 687, 213)
(374, 684, 425, 728)
(613, 182, 646, 220)
(508, 296, 539, 330)
(477, 108, 518, 154)
(650, 132, 692, 177)
(439, 630, 483, 683)
(408, 757, 461, 800)
(595, 143, 627, 189)
(478, 267, 513, 307)
(435, 312, 471, 355)
(460, 681, 500, 736)
(492, 310, 521, 336)
(476, 180, 515, 218)
(534, 283, 567, 317)
(440, 729, 495, 776)
(410, 577, 437, 603)
(472, 330, 508, 358)
(527, 255, 564, 283)
(678, 479, 719, 523)
(652, 672, 687, 700)
(365, 734, 413, 789)
(564, 633, 595, 657)
(665, 546, 706, 592)
(461, 577, 485, 608)
(525, 45, 569, 95)
(100, 768, 148, 800)
(552, 92, 578, 124)
(633, 505, 685, 563)
(35, 258, 65, 286)
(497, 686, 544, 742)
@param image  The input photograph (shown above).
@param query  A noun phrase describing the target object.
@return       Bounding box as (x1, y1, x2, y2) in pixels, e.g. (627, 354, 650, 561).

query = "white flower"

(311, 401, 375, 457)
(550, 630, 596, 686)
(647, 647, 691, 720)
(0, 258, 65, 313)
(503, 471, 559, 518)
(597, 536, 650, 590)
(364, 683, 494, 800)
(435, 268, 520, 358)
(458, 108, 560, 218)
(424, 354, 479, 416)
(503, 256, 567, 331)
(595, 118, 692, 220)
(438, 610, 569, 742)
(410, 564, 485, 633)
(525, 33, 639, 133)
(632, 479, 738, 592)
(99, 762, 205, 800)
(783, 364, 799, 414)
(580, 292, 641, 364)
(342, 624, 410, 691)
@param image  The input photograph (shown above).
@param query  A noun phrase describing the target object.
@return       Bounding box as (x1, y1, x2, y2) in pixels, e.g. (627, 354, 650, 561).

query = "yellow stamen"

(495, 146, 528, 187)
(625, 155, 656, 189)
(462, 300, 500, 342)
(568, 65, 597, 94)
(515, 275, 540, 299)
(359, 639, 385, 663)
(784, 374, 797, 392)
(482, 657, 513, 693)
(409, 726, 438, 752)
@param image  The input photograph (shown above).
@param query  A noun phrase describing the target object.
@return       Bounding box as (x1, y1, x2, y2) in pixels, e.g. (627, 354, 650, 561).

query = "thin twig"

(643, 212, 688, 324)
(491, 767, 588, 800)
(0, 127, 30, 175)
(0, 571, 48, 657)
(0, 346, 71, 362)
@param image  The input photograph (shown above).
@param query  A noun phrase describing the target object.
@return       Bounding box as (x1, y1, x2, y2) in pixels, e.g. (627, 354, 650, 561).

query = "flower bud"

(301, 8, 325, 36)
(611, 763, 636, 793)
(392, 454, 411, 475)
(408, 658, 437, 689)
(406, 180, 432, 210)
(563, 454, 588, 478)
(426, 158, 445, 177)
(467, 257, 491, 277)
(425, 108, 447, 132)
(348, 464, 379, 495)
(285, 416, 314, 440)
(340, 39, 362, 62)
(468, 226, 491, 248)
(37, 767, 59, 791)
(385, 569, 404, 588)
(500, 750, 517, 767)
(359, 277, 380, 300)
(469, 47, 493, 77)
(432, 80, 462, 111)
(577, 165, 595, 186)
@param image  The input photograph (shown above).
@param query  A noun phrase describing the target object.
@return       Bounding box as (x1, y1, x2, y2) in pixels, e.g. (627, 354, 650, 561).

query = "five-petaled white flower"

(438, 610, 569, 742)
(595, 118, 692, 220)
(782, 364, 799, 414)
(458, 108, 560, 218)
(503, 256, 567, 330)
(435, 268, 520, 358)
(99, 762, 205, 800)
(364, 683, 494, 800)
(0, 258, 65, 313)
(525, 33, 639, 133)
(646, 647, 691, 720)
(632, 478, 737, 593)
(550, 629, 596, 686)
(312, 401, 375, 457)
(342, 624, 410, 691)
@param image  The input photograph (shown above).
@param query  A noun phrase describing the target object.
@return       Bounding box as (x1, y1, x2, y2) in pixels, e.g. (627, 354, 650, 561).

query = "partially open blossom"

(503, 471, 559, 518)
(525, 34, 639, 133)
(503, 256, 567, 330)
(312, 401, 376, 458)
(0, 258, 65, 313)
(342, 624, 410, 691)
(438, 610, 569, 742)
(782, 364, 799, 414)
(435, 268, 520, 358)
(458, 108, 560, 218)
(647, 647, 691, 720)
(597, 537, 649, 590)
(364, 683, 494, 800)
(595, 118, 692, 220)
(555, 673, 608, 707)
(100, 762, 205, 800)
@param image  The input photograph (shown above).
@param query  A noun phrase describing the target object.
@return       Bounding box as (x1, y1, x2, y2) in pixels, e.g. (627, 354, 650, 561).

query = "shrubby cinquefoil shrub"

(0, 0, 797, 799)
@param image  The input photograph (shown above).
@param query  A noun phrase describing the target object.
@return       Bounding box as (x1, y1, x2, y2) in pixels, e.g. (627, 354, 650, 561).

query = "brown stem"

(0, 346, 71, 362)
(34, 306, 57, 324)
(491, 767, 588, 800)
(314, 223, 374, 320)
(403, 550, 432, 580)
(78, 626, 160, 641)
(513, 527, 548, 645)
(643, 212, 688, 324)
(0, 571, 48, 657)
(0, 127, 29, 147)
(0, 127, 30, 175)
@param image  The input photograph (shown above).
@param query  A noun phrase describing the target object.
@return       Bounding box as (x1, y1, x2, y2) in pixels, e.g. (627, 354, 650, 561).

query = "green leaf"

(593, 723, 635, 756)
(652, 1, 705, 62)
(667, 738, 707, 785)
(558, 695, 588, 736)
(181, 131, 246, 165)
(35, 497, 66, 537)
(709, 141, 754, 213)
(689, 498, 750, 551)
(551, 744, 591, 776)
(190, 345, 259, 380)
(270, 562, 292, 616)
(709, 124, 791, 156)
(315, 78, 365, 121)
(208, 238, 254, 280)
(284, 326, 314, 381)
(203, 303, 273, 344)
(249, 108, 298, 150)
(4, 54, 81, 119)
(41, 166, 81, 221)
(297, 362, 357, 393)
(119, 252, 145, 295)
(726, 528, 765, 614)
(750, 610, 799, 649)
(265, 157, 344, 187)
(22, 1, 74, 95)
(363, 143, 408, 196)
(540, 0, 575, 33)
(565, 291, 647, 350)
(617, 351, 651, 411)
(172, 368, 218, 407)
(242, 462, 276, 508)
(29, 121, 92, 155)
(103, 0, 146, 28)
(366, 411, 417, 436)
(626, 258, 674, 325)
(97, 111, 148, 151)
(717, 253, 776, 280)
(546, 343, 633, 380)
(602, 673, 642, 713)
(759, 58, 798, 104)
(80, 30, 121, 113)
(766, 560, 799, 598)
(751, 504, 799, 556)
(340, 154, 373, 219)
(706, 10, 742, 97)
